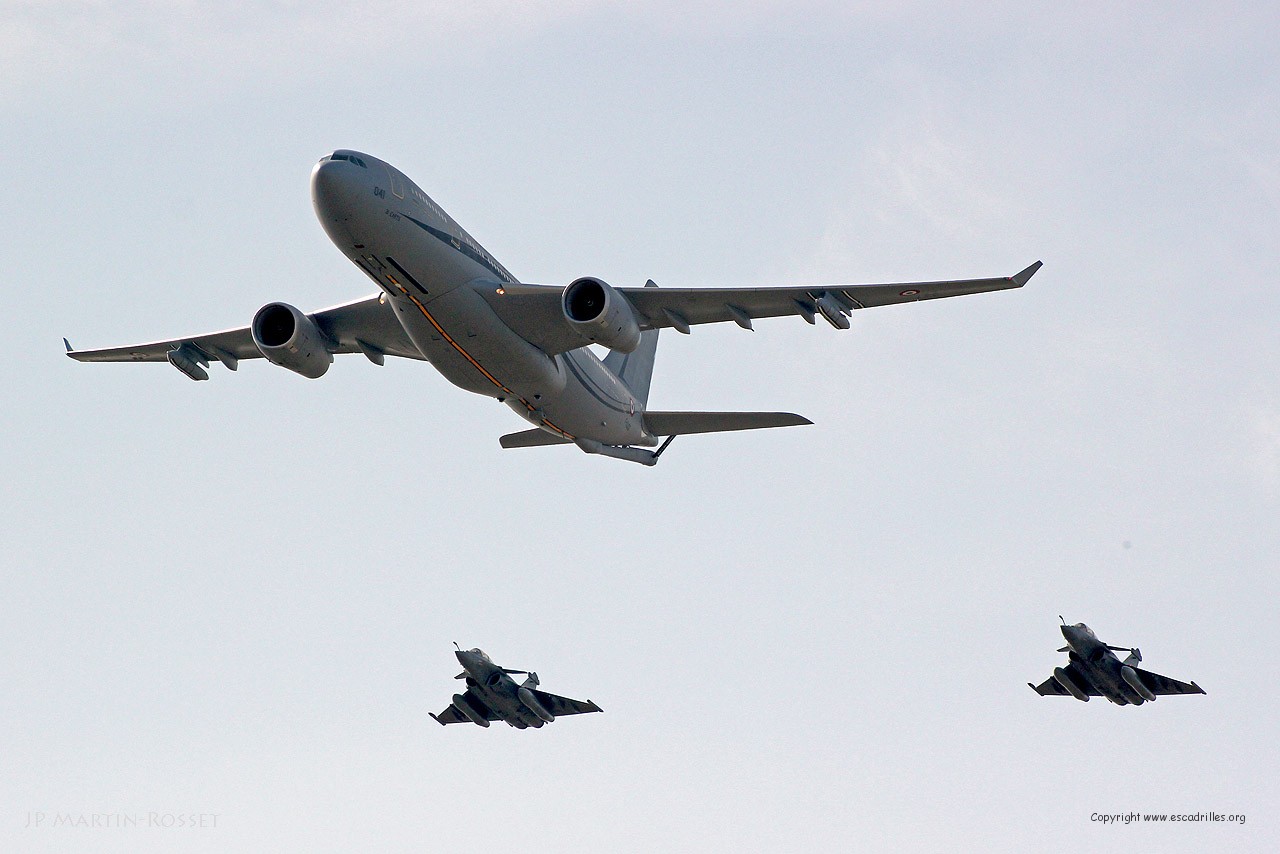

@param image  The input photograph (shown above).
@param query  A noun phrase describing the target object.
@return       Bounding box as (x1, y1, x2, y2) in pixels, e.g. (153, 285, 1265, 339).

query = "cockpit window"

(469, 648, 491, 661)
(326, 152, 367, 168)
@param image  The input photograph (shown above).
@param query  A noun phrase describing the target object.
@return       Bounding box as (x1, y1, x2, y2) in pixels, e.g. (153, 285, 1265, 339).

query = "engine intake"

(251, 302, 334, 379)
(562, 277, 642, 353)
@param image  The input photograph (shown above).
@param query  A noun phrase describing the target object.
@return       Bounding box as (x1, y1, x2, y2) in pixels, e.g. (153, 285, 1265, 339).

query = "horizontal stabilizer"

(644, 410, 812, 437)
(500, 428, 574, 449)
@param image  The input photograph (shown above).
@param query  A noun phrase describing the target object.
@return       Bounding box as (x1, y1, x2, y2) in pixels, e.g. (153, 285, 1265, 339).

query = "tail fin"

(603, 279, 660, 407)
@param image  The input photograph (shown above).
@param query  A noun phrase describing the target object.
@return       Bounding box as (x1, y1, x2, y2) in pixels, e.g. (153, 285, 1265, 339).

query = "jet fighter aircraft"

(1029, 619, 1205, 705)
(431, 646, 602, 729)
(66, 149, 1039, 464)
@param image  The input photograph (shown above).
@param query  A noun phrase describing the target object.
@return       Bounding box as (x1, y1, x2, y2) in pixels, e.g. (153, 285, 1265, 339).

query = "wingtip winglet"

(429, 712, 445, 726)
(1011, 260, 1043, 286)
(1192, 681, 1206, 695)
(63, 337, 73, 354)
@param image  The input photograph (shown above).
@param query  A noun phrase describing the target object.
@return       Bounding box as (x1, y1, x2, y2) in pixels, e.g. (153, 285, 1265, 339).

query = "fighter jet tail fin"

(1118, 647, 1142, 665)
(603, 280, 660, 407)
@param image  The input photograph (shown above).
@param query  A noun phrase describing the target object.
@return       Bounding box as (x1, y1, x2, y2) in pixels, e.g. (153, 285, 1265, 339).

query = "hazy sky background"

(3, 2, 1278, 851)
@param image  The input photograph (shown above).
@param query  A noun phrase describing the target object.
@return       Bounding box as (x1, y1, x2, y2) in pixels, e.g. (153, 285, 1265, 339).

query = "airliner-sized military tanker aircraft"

(67, 150, 1040, 465)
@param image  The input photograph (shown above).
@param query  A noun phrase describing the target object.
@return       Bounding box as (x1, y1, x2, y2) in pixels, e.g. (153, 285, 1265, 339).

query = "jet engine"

(251, 302, 334, 379)
(562, 277, 642, 353)
(1120, 665, 1156, 702)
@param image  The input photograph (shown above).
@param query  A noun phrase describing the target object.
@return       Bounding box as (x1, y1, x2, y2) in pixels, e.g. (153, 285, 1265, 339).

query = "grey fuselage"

(1059, 624, 1147, 706)
(311, 150, 652, 447)
(455, 649, 547, 729)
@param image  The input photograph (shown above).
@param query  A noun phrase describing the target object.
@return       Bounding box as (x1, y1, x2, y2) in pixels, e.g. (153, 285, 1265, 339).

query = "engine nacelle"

(1120, 665, 1156, 702)
(562, 277, 642, 353)
(1053, 667, 1090, 702)
(518, 686, 555, 723)
(251, 302, 334, 379)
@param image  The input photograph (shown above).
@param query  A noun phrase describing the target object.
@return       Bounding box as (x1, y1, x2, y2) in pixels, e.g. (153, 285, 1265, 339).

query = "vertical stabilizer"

(602, 279, 660, 407)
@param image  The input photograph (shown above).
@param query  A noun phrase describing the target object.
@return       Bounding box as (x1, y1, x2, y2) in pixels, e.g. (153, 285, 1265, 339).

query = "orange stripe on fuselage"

(388, 279, 575, 440)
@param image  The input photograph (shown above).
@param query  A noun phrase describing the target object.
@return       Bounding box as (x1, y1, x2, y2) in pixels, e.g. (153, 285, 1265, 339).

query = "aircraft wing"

(532, 689, 603, 717)
(1029, 663, 1101, 696)
(477, 262, 1039, 356)
(65, 294, 425, 375)
(429, 704, 474, 725)
(429, 691, 501, 725)
(1131, 667, 1206, 696)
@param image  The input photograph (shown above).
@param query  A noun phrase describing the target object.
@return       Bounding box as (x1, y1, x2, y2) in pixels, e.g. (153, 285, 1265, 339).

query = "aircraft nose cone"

(312, 158, 368, 248)
(311, 158, 361, 224)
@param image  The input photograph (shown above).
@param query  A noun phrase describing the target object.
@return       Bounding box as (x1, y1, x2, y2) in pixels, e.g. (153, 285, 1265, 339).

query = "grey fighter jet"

(430, 646, 602, 729)
(1029, 619, 1205, 705)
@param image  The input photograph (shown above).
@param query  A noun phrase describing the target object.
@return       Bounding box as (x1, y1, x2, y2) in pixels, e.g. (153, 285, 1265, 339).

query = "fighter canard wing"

(476, 262, 1040, 356)
(1029, 664, 1101, 697)
(1130, 668, 1206, 696)
(531, 690, 603, 717)
(65, 294, 424, 377)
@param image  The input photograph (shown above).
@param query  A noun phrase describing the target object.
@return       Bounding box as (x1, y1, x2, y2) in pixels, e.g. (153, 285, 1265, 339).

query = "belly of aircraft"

(384, 291, 502, 397)
(363, 219, 649, 446)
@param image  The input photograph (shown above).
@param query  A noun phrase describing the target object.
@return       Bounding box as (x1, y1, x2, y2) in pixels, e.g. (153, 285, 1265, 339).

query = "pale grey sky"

(2, 3, 1278, 852)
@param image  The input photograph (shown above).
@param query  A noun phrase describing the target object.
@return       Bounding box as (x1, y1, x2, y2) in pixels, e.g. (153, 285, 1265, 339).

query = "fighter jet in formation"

(1029, 619, 1205, 705)
(431, 646, 602, 729)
